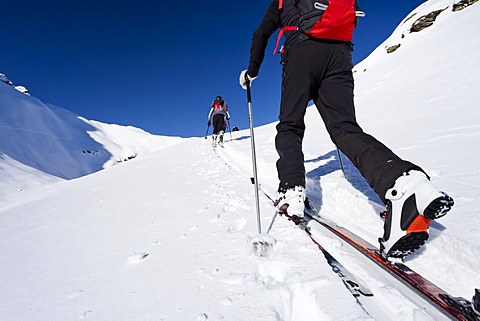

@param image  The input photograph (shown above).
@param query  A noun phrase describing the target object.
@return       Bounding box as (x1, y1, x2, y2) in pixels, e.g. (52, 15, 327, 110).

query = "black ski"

(285, 213, 373, 298)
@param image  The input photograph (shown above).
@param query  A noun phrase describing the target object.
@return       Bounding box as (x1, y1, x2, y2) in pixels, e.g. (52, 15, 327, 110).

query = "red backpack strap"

(274, 0, 297, 54)
(273, 26, 297, 54)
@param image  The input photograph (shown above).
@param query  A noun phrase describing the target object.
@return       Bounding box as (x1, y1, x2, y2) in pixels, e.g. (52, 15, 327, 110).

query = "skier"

(239, 0, 454, 259)
(207, 96, 230, 147)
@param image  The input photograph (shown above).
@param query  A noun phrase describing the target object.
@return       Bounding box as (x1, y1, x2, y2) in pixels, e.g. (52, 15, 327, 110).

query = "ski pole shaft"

(205, 123, 210, 139)
(266, 212, 278, 234)
(336, 147, 346, 178)
(246, 79, 262, 234)
(227, 119, 232, 141)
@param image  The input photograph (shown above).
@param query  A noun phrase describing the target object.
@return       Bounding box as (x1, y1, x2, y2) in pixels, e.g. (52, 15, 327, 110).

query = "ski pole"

(336, 147, 346, 178)
(246, 78, 262, 234)
(227, 119, 233, 141)
(266, 212, 278, 234)
(204, 123, 210, 139)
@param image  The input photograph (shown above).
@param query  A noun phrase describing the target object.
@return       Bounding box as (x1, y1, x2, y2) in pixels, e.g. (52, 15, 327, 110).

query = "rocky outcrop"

(410, 8, 447, 33)
(453, 0, 479, 12)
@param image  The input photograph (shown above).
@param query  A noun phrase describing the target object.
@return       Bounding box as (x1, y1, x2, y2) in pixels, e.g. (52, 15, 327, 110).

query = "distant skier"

(239, 0, 454, 259)
(232, 125, 239, 132)
(207, 96, 230, 147)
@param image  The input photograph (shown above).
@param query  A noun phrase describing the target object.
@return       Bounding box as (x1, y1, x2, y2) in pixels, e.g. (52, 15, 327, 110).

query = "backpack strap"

(274, 0, 298, 54)
(273, 26, 298, 54)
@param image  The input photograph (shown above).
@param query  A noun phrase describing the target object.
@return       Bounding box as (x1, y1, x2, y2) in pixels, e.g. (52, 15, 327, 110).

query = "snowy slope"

(1, 1, 480, 320)
(0, 80, 183, 208)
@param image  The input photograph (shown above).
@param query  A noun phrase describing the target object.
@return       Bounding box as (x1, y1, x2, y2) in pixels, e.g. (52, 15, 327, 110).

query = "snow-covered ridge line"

(0, 78, 184, 207)
(0, 72, 29, 95)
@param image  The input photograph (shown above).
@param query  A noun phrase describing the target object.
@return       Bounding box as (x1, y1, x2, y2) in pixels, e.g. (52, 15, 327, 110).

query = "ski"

(266, 187, 402, 319)
(285, 214, 373, 298)
(304, 201, 480, 321)
(280, 212, 403, 320)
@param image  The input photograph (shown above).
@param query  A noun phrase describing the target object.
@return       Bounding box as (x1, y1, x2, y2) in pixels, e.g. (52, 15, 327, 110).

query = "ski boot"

(218, 130, 224, 147)
(276, 186, 306, 222)
(212, 134, 217, 147)
(380, 170, 454, 259)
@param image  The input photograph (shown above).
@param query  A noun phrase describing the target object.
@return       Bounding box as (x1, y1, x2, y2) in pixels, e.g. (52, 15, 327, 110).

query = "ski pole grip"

(246, 79, 252, 104)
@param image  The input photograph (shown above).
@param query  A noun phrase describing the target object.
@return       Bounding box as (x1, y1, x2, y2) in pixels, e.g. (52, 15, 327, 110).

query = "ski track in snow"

(212, 141, 385, 320)
(161, 140, 374, 320)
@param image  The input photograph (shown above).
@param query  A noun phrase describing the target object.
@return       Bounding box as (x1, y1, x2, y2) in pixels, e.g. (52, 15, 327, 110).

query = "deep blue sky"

(1, 0, 425, 138)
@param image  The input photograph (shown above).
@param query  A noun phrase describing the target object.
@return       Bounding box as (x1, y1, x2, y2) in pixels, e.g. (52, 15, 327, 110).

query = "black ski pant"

(276, 40, 421, 203)
(212, 114, 226, 135)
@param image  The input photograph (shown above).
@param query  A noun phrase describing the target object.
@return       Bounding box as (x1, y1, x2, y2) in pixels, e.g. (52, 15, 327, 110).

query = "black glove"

(208, 120, 211, 126)
(226, 116, 230, 120)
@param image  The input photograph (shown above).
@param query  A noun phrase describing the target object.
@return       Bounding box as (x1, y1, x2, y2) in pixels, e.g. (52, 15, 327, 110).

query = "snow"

(1, 1, 480, 320)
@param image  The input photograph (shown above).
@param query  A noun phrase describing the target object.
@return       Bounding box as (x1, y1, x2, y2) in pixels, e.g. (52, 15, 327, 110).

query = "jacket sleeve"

(208, 107, 214, 120)
(247, 0, 281, 78)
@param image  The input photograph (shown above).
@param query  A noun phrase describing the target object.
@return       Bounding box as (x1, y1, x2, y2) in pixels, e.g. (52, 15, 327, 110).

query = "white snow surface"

(1, 1, 480, 320)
